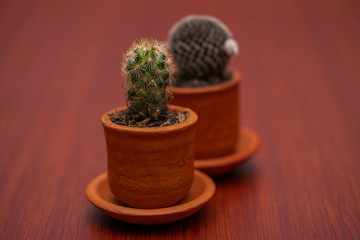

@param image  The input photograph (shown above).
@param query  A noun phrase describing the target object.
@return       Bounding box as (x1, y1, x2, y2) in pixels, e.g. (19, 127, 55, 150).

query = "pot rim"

(102, 104, 197, 134)
(169, 68, 241, 94)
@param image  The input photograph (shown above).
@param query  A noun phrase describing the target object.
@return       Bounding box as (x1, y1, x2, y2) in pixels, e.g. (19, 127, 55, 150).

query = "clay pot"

(101, 105, 197, 209)
(169, 70, 241, 159)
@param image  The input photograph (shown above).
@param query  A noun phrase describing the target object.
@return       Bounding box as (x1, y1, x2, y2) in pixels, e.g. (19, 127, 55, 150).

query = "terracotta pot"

(102, 105, 197, 209)
(169, 70, 241, 159)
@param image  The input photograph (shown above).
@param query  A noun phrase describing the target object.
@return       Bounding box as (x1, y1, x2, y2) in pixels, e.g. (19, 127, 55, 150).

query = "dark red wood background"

(1, 0, 359, 239)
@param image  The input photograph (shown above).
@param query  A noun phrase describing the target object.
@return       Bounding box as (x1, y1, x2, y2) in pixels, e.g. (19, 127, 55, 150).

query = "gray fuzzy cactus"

(168, 15, 238, 82)
(122, 39, 174, 120)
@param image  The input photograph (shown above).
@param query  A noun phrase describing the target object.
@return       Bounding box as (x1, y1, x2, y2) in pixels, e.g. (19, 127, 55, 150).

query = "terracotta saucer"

(86, 170, 215, 225)
(195, 127, 261, 176)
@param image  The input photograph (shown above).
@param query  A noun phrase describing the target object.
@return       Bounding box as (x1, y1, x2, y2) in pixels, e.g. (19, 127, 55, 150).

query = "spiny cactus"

(168, 15, 238, 84)
(122, 39, 174, 120)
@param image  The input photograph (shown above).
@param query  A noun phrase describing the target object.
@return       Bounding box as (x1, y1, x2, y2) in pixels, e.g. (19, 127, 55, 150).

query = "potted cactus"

(168, 15, 260, 175)
(168, 15, 240, 159)
(101, 39, 198, 208)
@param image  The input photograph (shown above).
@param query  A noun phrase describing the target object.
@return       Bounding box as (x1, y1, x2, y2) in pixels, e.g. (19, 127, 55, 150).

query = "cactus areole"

(123, 39, 174, 120)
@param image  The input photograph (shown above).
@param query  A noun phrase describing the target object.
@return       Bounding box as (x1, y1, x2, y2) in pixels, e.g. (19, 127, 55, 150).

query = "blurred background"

(2, 0, 358, 147)
(0, 0, 359, 239)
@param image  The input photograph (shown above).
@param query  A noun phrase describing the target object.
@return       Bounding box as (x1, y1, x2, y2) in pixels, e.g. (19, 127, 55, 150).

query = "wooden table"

(1, 0, 359, 239)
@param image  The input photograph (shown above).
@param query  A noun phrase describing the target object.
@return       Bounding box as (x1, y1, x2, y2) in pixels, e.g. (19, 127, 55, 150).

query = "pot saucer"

(86, 170, 215, 225)
(195, 127, 261, 176)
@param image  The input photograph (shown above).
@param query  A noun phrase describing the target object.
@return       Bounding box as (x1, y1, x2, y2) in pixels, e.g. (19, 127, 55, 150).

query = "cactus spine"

(123, 39, 174, 120)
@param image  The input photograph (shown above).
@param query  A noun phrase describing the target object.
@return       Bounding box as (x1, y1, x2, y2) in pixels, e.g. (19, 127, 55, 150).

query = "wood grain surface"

(1, 0, 359, 239)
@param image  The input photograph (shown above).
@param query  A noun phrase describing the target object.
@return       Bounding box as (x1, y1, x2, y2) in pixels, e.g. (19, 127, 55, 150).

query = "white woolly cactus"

(168, 15, 238, 83)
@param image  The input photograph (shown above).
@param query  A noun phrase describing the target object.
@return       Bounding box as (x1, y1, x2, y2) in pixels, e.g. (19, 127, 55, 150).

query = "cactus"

(122, 39, 174, 120)
(168, 15, 238, 84)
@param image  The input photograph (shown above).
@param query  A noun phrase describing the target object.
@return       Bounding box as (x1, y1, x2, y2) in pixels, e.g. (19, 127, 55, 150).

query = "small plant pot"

(102, 105, 197, 209)
(170, 70, 241, 159)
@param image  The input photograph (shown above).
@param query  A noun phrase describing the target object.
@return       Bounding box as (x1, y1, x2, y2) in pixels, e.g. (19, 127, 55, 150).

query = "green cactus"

(122, 39, 174, 120)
